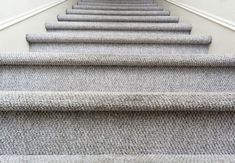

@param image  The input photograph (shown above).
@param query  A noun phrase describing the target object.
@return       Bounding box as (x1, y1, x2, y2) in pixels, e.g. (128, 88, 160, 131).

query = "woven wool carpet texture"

(0, 0, 235, 162)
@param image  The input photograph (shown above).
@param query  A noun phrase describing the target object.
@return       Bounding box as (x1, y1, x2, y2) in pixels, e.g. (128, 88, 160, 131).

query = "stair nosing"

(0, 53, 233, 67)
(26, 33, 212, 45)
(45, 22, 192, 31)
(65, 9, 171, 16)
(57, 15, 178, 23)
(0, 91, 234, 112)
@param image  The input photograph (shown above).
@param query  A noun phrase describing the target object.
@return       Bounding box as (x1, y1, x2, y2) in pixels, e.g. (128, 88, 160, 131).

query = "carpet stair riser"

(72, 5, 164, 11)
(0, 111, 235, 154)
(66, 9, 170, 16)
(57, 15, 179, 23)
(29, 45, 209, 55)
(45, 22, 192, 35)
(29, 43, 210, 54)
(0, 65, 233, 92)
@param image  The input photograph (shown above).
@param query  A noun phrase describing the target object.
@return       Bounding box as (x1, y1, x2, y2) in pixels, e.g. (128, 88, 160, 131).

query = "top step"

(80, 0, 155, 4)
(72, 4, 164, 11)
(77, 2, 157, 7)
(77, 2, 157, 6)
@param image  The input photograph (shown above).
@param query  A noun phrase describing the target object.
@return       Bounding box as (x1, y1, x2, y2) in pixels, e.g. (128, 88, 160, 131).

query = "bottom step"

(1, 155, 235, 163)
(0, 92, 234, 155)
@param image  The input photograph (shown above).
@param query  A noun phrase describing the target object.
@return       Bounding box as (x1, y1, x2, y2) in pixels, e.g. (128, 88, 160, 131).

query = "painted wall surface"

(0, 0, 77, 51)
(0, 0, 58, 21)
(158, 0, 235, 53)
(166, 0, 235, 22)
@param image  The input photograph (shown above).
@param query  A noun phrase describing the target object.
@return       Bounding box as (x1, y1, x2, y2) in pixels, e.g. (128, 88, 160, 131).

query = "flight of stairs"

(0, 0, 235, 162)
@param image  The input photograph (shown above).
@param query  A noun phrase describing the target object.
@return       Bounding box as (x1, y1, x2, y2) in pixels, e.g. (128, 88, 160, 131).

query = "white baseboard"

(164, 0, 235, 31)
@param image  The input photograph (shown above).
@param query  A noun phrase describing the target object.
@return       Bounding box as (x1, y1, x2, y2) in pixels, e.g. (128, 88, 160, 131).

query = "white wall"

(167, 0, 235, 22)
(0, 0, 77, 52)
(0, 0, 59, 21)
(158, 0, 235, 53)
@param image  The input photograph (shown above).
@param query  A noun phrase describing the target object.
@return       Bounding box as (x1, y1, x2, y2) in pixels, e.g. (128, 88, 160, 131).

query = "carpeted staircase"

(0, 0, 235, 162)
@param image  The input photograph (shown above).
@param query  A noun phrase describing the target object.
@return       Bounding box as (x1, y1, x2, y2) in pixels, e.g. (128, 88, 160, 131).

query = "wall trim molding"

(0, 0, 67, 31)
(164, 0, 235, 31)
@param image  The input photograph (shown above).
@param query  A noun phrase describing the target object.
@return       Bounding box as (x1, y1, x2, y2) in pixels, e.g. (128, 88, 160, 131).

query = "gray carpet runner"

(0, 0, 235, 161)
(66, 9, 171, 16)
(72, 5, 164, 10)
(77, 2, 158, 6)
